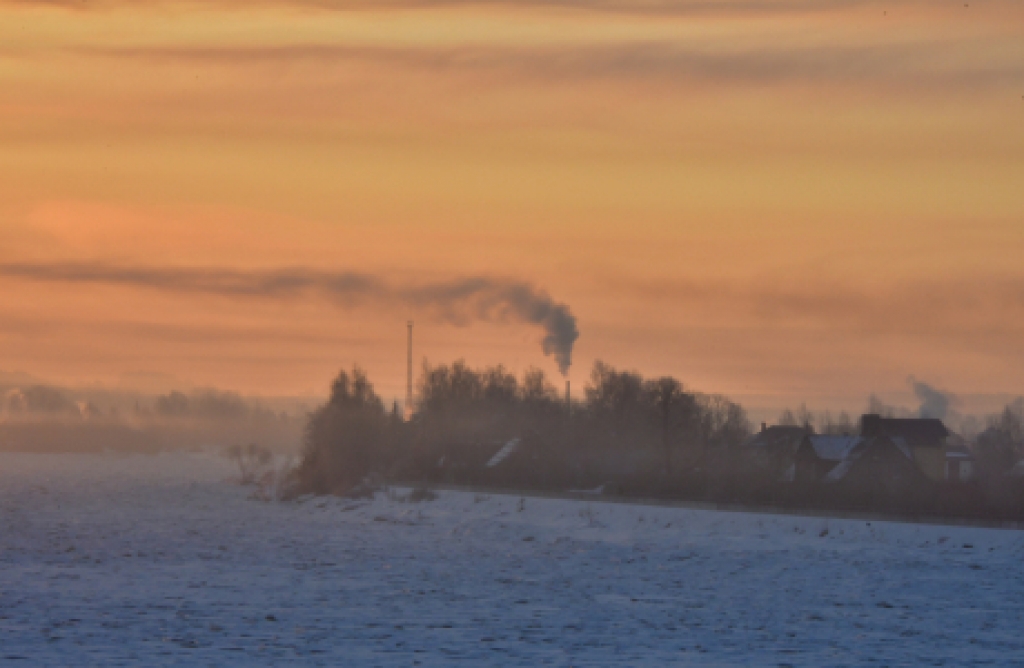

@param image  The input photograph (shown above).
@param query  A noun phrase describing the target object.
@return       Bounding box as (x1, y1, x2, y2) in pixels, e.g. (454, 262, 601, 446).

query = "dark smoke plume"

(908, 377, 954, 420)
(0, 261, 580, 375)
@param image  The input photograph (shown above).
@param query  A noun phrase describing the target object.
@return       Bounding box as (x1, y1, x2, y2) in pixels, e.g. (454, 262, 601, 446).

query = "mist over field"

(0, 372, 306, 454)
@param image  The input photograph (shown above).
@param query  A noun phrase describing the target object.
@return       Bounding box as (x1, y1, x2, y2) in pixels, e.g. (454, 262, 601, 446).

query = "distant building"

(860, 414, 950, 481)
(745, 424, 812, 480)
(944, 447, 976, 482)
(787, 414, 969, 485)
(794, 433, 925, 493)
(794, 435, 862, 483)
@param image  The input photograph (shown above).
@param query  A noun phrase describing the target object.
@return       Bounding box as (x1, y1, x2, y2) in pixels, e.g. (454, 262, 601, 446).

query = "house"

(793, 435, 862, 482)
(752, 414, 965, 487)
(794, 414, 973, 486)
(859, 414, 950, 481)
(744, 424, 812, 480)
(794, 432, 926, 493)
(944, 448, 976, 482)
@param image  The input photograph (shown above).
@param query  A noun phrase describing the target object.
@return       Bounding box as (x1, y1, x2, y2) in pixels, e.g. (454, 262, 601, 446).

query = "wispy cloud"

(607, 274, 1024, 342)
(67, 39, 1023, 94)
(0, 0, 948, 16)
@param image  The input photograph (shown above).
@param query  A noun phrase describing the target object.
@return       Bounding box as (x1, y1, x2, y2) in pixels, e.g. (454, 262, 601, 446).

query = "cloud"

(0, 0, 951, 16)
(593, 273, 1024, 368)
(67, 39, 1023, 95)
(0, 261, 580, 375)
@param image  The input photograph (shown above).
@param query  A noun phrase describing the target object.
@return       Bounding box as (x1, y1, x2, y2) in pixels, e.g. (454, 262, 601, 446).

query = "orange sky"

(1, 0, 1023, 412)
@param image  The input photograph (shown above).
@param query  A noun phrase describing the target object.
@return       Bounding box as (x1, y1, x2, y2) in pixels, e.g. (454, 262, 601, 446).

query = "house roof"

(888, 437, 916, 460)
(819, 434, 913, 482)
(809, 436, 863, 462)
(747, 425, 809, 449)
(861, 415, 949, 446)
(825, 459, 855, 481)
(485, 438, 521, 467)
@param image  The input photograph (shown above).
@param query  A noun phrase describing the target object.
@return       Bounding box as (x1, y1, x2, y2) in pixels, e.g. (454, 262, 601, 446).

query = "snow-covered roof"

(889, 437, 914, 461)
(485, 438, 521, 468)
(809, 436, 863, 461)
(815, 434, 915, 481)
(824, 459, 855, 481)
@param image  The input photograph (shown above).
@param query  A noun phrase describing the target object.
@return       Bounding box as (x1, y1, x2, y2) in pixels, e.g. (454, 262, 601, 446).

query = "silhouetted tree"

(974, 401, 1024, 476)
(155, 391, 190, 417)
(293, 367, 391, 495)
(643, 376, 694, 475)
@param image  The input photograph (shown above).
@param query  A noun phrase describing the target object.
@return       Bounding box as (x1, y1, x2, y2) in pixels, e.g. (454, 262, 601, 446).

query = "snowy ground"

(2, 453, 1023, 666)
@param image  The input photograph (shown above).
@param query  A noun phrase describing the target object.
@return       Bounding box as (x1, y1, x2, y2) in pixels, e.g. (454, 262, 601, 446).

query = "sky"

(1, 0, 1022, 411)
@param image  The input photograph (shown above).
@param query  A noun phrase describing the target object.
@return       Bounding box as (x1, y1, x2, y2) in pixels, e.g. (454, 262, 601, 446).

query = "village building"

(794, 433, 926, 493)
(754, 413, 972, 486)
(944, 447, 976, 482)
(793, 435, 862, 483)
(860, 414, 950, 481)
(745, 424, 812, 480)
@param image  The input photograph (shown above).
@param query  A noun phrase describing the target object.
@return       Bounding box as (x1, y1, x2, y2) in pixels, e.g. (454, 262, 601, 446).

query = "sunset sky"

(1, 0, 1022, 412)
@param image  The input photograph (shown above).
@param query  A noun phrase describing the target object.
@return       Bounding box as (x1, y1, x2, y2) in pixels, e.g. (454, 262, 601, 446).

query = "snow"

(823, 459, 854, 482)
(485, 438, 521, 468)
(808, 436, 862, 462)
(2, 452, 1024, 666)
(890, 437, 916, 461)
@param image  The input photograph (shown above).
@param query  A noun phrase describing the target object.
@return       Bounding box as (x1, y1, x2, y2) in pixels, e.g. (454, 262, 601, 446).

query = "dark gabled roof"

(860, 414, 949, 446)
(746, 425, 810, 449)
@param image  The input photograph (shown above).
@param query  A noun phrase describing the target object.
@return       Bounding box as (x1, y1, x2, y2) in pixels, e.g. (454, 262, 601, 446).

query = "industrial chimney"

(565, 379, 571, 416)
(406, 321, 413, 419)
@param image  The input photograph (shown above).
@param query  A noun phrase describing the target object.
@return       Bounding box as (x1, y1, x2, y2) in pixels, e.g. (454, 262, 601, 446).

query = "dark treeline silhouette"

(291, 368, 402, 495)
(291, 359, 751, 497)
(292, 362, 1024, 522)
(974, 400, 1024, 479)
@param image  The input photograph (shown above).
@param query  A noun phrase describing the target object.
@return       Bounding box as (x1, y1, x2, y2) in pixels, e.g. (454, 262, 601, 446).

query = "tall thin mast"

(406, 321, 413, 418)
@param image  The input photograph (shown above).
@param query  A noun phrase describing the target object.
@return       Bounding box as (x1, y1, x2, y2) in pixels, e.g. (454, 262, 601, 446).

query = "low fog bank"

(0, 379, 307, 454)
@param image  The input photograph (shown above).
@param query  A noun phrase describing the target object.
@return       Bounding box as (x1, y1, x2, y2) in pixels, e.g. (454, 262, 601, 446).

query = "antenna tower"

(406, 321, 414, 418)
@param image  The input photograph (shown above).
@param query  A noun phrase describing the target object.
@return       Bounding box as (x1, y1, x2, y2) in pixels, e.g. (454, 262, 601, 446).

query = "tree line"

(291, 360, 750, 496)
(290, 362, 1024, 521)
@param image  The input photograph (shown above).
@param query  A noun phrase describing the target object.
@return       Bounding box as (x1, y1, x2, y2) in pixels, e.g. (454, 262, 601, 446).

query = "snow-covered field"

(2, 453, 1023, 666)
